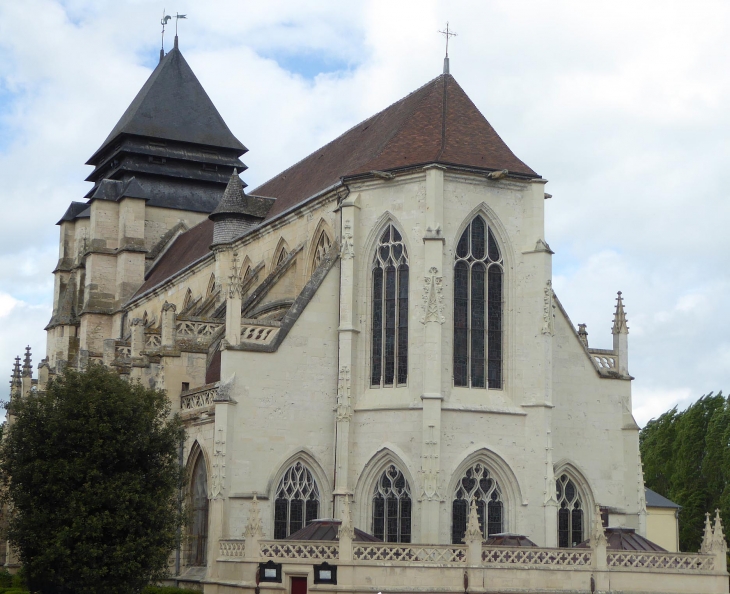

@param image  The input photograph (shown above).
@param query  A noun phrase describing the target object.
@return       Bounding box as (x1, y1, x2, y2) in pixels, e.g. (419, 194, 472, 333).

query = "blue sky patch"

(263, 49, 354, 80)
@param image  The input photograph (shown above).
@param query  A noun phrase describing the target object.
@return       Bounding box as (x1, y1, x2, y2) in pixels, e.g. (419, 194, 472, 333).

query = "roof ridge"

(436, 74, 448, 161)
(251, 74, 445, 193)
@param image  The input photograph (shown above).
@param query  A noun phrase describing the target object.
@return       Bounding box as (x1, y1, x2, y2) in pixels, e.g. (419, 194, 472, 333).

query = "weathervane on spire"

(159, 9, 187, 62)
(438, 21, 457, 74)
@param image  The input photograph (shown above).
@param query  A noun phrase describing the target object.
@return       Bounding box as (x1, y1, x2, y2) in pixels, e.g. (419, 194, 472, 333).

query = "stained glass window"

(371, 225, 409, 387)
(274, 462, 320, 539)
(452, 463, 503, 543)
(556, 474, 583, 547)
(454, 217, 503, 389)
(188, 453, 209, 566)
(372, 465, 412, 543)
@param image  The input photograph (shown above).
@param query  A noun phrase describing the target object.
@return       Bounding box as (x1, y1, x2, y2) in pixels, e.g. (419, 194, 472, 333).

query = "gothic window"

(276, 246, 289, 266)
(556, 474, 583, 547)
(188, 453, 209, 566)
(312, 231, 332, 271)
(371, 225, 409, 387)
(453, 216, 503, 389)
(372, 465, 412, 543)
(452, 463, 503, 544)
(274, 462, 320, 539)
(183, 288, 193, 310)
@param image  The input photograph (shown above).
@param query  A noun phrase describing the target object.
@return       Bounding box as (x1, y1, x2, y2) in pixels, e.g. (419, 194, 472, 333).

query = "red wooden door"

(291, 577, 307, 594)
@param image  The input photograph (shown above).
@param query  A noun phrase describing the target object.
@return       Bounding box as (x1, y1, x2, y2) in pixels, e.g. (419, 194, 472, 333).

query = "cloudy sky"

(0, 0, 728, 425)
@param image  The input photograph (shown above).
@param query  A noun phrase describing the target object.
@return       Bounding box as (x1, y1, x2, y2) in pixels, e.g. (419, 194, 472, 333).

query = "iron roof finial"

(438, 21, 457, 74)
(160, 9, 172, 62)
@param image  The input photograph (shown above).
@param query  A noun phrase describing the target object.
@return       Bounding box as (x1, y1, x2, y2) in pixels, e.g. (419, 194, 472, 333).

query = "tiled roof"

(130, 74, 538, 298)
(577, 528, 667, 551)
(253, 73, 538, 221)
(286, 519, 381, 542)
(135, 219, 214, 297)
(645, 487, 681, 509)
(88, 46, 245, 165)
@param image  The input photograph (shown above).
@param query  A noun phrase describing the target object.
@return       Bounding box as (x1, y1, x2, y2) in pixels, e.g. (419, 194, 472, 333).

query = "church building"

(12, 36, 728, 594)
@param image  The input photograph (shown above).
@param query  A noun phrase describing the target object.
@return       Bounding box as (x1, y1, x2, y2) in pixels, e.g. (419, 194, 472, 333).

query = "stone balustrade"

(181, 383, 218, 411)
(240, 320, 280, 346)
(588, 348, 619, 374)
(218, 538, 715, 575)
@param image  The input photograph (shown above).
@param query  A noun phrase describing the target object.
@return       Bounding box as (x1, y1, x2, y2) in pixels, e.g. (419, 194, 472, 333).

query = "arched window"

(372, 465, 411, 543)
(371, 225, 409, 387)
(454, 216, 503, 389)
(312, 231, 332, 271)
(452, 462, 503, 543)
(276, 246, 289, 266)
(182, 288, 193, 311)
(556, 474, 583, 547)
(274, 462, 320, 539)
(188, 453, 209, 566)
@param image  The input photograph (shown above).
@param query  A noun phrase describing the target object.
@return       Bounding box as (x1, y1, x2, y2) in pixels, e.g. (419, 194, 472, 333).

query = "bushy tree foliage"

(0, 364, 184, 594)
(640, 392, 728, 551)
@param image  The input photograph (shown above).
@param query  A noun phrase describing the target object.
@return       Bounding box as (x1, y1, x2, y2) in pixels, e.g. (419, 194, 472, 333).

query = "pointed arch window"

(372, 465, 412, 543)
(276, 246, 289, 267)
(556, 474, 583, 547)
(206, 273, 217, 297)
(188, 453, 209, 566)
(454, 216, 503, 389)
(452, 463, 503, 543)
(274, 462, 320, 539)
(312, 231, 332, 271)
(371, 225, 409, 387)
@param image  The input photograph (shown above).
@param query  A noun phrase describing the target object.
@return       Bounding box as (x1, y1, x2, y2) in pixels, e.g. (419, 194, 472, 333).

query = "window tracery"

(371, 224, 409, 387)
(276, 246, 289, 266)
(188, 453, 208, 566)
(454, 216, 503, 389)
(452, 462, 503, 543)
(274, 462, 320, 539)
(312, 231, 332, 271)
(372, 465, 412, 543)
(556, 474, 583, 547)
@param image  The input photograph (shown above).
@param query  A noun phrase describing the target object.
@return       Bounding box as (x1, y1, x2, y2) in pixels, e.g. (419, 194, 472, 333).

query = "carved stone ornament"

(244, 494, 264, 538)
(162, 301, 177, 312)
(340, 219, 354, 260)
(542, 280, 554, 336)
(227, 250, 244, 299)
(592, 504, 607, 546)
(336, 366, 352, 421)
(420, 424, 442, 501)
(211, 426, 226, 499)
(338, 494, 356, 540)
(464, 499, 482, 542)
(421, 267, 444, 324)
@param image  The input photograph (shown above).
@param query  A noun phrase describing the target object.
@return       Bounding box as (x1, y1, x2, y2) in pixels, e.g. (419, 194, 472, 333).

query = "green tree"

(0, 364, 184, 594)
(640, 392, 728, 552)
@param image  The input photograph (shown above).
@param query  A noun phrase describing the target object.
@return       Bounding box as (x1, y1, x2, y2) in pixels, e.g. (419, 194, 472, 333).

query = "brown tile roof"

(135, 219, 214, 297)
(253, 74, 538, 220)
(131, 74, 538, 298)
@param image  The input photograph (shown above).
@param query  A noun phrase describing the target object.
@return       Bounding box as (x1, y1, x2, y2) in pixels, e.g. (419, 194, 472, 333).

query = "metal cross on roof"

(438, 21, 457, 58)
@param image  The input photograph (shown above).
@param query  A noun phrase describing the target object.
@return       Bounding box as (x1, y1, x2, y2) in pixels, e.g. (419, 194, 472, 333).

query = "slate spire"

(82, 44, 247, 215)
(210, 169, 267, 245)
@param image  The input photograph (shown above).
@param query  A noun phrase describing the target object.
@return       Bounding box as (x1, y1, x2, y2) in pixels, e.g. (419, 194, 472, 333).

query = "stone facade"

(16, 44, 727, 594)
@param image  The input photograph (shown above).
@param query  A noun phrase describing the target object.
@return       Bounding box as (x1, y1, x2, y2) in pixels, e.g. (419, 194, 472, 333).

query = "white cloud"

(0, 0, 727, 424)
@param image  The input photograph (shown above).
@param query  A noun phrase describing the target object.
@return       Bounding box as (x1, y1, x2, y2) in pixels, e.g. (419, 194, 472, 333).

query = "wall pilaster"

(420, 166, 445, 544)
(334, 193, 359, 517)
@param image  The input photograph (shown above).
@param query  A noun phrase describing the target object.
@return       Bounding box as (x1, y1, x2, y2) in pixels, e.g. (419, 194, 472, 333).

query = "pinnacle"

(210, 169, 251, 219)
(611, 291, 629, 335)
(22, 345, 32, 378)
